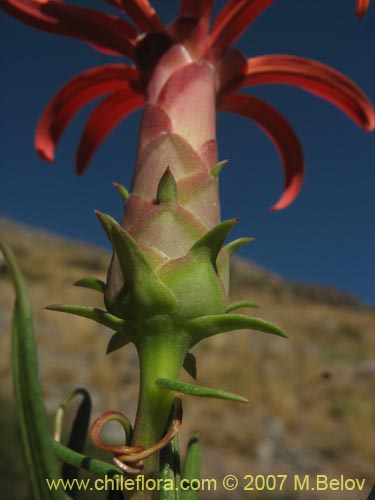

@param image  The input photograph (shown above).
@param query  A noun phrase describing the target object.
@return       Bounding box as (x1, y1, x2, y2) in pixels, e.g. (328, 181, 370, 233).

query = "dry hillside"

(0, 216, 374, 500)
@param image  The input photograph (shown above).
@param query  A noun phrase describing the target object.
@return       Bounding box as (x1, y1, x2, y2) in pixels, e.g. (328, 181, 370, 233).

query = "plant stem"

(129, 328, 189, 499)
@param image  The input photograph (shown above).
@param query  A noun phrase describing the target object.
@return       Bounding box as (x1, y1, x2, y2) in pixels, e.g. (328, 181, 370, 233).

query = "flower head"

(1, 0, 374, 210)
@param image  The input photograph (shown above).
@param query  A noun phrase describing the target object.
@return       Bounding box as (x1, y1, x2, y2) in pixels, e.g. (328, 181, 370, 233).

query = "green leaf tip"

(224, 237, 254, 256)
(74, 277, 106, 293)
(46, 304, 126, 331)
(187, 313, 287, 342)
(113, 182, 129, 202)
(211, 160, 228, 177)
(95, 210, 119, 242)
(157, 167, 178, 204)
(226, 300, 259, 313)
(54, 388, 92, 495)
(189, 219, 238, 265)
(156, 378, 248, 404)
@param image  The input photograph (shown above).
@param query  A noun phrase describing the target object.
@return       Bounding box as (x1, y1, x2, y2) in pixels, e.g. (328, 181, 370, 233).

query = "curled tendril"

(90, 397, 183, 474)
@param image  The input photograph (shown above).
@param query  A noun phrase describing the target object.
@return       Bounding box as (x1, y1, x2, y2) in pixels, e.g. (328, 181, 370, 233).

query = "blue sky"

(1, 1, 374, 303)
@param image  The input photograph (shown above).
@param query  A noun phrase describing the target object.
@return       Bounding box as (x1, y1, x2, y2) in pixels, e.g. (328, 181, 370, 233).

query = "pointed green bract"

(74, 277, 106, 293)
(110, 224, 177, 317)
(224, 237, 254, 256)
(113, 182, 129, 202)
(95, 211, 119, 242)
(45, 304, 128, 331)
(226, 300, 259, 312)
(0, 242, 69, 500)
(189, 219, 238, 265)
(210, 160, 228, 177)
(156, 378, 248, 403)
(187, 313, 287, 343)
(157, 167, 178, 204)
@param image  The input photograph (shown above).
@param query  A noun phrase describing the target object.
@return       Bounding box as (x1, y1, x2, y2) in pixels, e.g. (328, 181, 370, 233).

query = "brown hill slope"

(0, 217, 374, 499)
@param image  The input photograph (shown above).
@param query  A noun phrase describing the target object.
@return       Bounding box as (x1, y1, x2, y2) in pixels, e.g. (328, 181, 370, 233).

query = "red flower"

(356, 0, 371, 17)
(1, 0, 374, 209)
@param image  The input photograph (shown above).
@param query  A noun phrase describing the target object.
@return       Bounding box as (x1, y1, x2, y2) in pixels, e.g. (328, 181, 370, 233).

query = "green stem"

(130, 329, 189, 499)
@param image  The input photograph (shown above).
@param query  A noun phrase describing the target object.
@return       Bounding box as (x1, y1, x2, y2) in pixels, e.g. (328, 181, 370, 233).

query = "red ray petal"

(0, 0, 137, 57)
(35, 65, 140, 163)
(242, 55, 375, 132)
(219, 93, 304, 210)
(76, 88, 144, 174)
(356, 0, 370, 17)
(209, 0, 275, 53)
(115, 0, 165, 33)
(179, 0, 215, 27)
(177, 0, 215, 52)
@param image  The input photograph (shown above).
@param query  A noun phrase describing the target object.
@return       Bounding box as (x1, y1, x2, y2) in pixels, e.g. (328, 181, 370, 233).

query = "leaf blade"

(0, 241, 69, 500)
(156, 378, 248, 404)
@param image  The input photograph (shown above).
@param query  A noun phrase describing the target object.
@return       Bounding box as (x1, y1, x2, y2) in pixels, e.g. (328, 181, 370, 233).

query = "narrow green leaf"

(187, 313, 287, 342)
(45, 304, 127, 331)
(224, 237, 254, 256)
(106, 332, 132, 354)
(183, 352, 197, 380)
(0, 242, 70, 500)
(159, 436, 181, 500)
(53, 441, 123, 478)
(225, 300, 259, 313)
(54, 389, 92, 499)
(182, 436, 201, 500)
(74, 277, 106, 293)
(155, 378, 248, 404)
